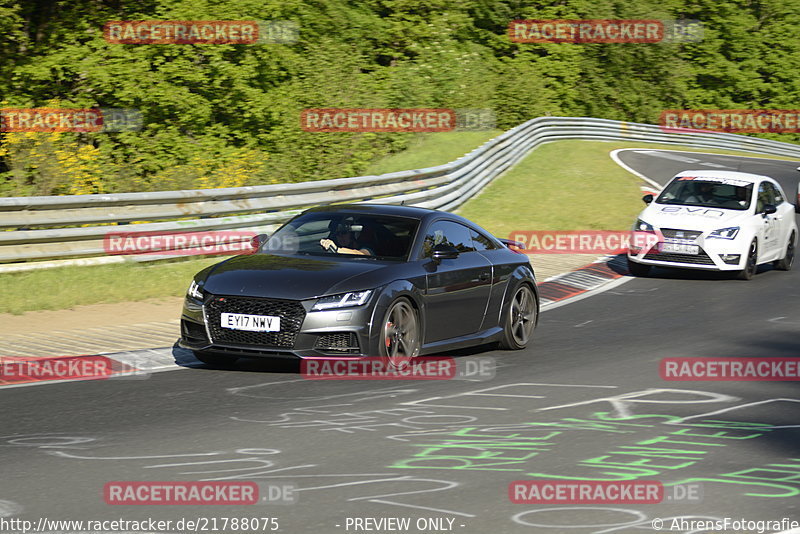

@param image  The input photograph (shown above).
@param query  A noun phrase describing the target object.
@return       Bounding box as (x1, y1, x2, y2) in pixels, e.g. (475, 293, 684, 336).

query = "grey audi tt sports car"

(179, 204, 538, 367)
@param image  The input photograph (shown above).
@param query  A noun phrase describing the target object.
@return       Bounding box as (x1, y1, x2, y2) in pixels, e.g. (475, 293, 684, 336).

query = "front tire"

(379, 297, 420, 369)
(774, 232, 795, 271)
(193, 351, 238, 368)
(499, 284, 537, 350)
(736, 240, 758, 280)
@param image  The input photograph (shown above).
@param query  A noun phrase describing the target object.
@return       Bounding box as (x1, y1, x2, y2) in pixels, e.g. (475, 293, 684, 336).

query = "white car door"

(755, 181, 779, 259)
(768, 181, 795, 255)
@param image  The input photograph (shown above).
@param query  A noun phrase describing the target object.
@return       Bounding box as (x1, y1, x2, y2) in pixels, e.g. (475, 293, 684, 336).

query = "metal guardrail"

(3, 116, 800, 271)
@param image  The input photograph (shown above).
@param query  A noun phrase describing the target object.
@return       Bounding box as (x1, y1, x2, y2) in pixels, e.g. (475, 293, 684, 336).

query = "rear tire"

(627, 258, 651, 277)
(736, 240, 758, 280)
(193, 351, 238, 368)
(499, 284, 537, 350)
(774, 232, 795, 271)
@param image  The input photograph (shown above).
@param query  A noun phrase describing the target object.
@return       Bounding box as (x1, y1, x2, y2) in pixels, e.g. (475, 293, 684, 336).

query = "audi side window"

(470, 228, 498, 251)
(421, 221, 475, 258)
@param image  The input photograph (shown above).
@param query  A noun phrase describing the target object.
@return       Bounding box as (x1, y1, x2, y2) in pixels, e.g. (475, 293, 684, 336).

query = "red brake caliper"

(385, 322, 393, 348)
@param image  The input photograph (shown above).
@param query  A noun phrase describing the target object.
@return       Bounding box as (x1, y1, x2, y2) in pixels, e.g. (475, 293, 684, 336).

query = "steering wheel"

(321, 239, 338, 253)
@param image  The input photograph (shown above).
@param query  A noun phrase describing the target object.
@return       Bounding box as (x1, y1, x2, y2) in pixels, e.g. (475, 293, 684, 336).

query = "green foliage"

(1, 0, 799, 196)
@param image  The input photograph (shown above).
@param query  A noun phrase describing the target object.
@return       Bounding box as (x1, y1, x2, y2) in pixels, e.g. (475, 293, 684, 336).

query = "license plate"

(221, 313, 280, 332)
(661, 243, 699, 254)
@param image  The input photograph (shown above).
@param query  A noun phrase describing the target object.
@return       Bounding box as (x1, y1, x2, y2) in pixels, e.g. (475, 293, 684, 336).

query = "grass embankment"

(3, 136, 796, 314)
(2, 258, 221, 315)
(457, 141, 800, 239)
(362, 130, 503, 174)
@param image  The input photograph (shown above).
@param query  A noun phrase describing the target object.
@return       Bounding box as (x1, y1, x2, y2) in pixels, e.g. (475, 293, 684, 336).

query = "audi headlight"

(708, 226, 740, 240)
(633, 219, 655, 232)
(312, 290, 372, 310)
(187, 280, 204, 300)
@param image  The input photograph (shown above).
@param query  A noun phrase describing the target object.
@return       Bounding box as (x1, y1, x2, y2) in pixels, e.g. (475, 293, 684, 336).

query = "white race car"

(627, 170, 797, 280)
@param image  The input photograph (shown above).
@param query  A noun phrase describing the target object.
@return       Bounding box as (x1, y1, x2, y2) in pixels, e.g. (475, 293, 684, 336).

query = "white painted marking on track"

(700, 162, 730, 168)
(635, 150, 702, 163)
(47, 450, 221, 460)
(609, 148, 665, 189)
(634, 151, 730, 168)
(0, 499, 22, 517)
(537, 388, 739, 419)
(226, 378, 307, 395)
(0, 364, 184, 390)
(367, 498, 475, 517)
(630, 148, 800, 162)
(670, 398, 800, 429)
(541, 276, 631, 312)
(609, 287, 659, 295)
(402, 382, 618, 412)
(557, 271, 611, 289)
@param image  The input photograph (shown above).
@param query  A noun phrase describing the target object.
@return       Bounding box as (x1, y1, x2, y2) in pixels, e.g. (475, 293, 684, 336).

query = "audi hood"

(195, 253, 394, 300)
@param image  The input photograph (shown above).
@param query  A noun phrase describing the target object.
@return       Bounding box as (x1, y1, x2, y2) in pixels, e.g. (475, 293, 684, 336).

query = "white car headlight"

(312, 290, 372, 310)
(708, 226, 740, 240)
(187, 280, 203, 300)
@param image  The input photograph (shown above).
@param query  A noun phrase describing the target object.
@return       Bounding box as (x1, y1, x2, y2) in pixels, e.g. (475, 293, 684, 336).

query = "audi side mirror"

(642, 194, 654, 204)
(762, 204, 777, 215)
(432, 244, 459, 262)
(250, 233, 269, 250)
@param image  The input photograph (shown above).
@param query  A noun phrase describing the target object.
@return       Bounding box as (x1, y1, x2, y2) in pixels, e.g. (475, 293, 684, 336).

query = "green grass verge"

(0, 257, 220, 315)
(456, 140, 800, 239)
(457, 140, 644, 237)
(3, 137, 798, 314)
(363, 130, 503, 175)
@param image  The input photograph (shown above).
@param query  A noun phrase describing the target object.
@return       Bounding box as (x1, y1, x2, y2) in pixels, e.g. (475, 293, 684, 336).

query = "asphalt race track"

(2, 151, 799, 534)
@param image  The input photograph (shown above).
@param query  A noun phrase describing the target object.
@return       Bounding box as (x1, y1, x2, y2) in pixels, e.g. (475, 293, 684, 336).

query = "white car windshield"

(656, 178, 753, 211)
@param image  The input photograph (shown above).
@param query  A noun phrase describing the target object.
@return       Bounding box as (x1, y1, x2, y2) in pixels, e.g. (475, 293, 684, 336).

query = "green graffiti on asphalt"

(388, 413, 798, 496)
(669, 459, 800, 497)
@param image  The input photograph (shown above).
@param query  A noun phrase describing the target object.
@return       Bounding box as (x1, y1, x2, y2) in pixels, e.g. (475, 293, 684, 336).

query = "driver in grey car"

(319, 219, 374, 256)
